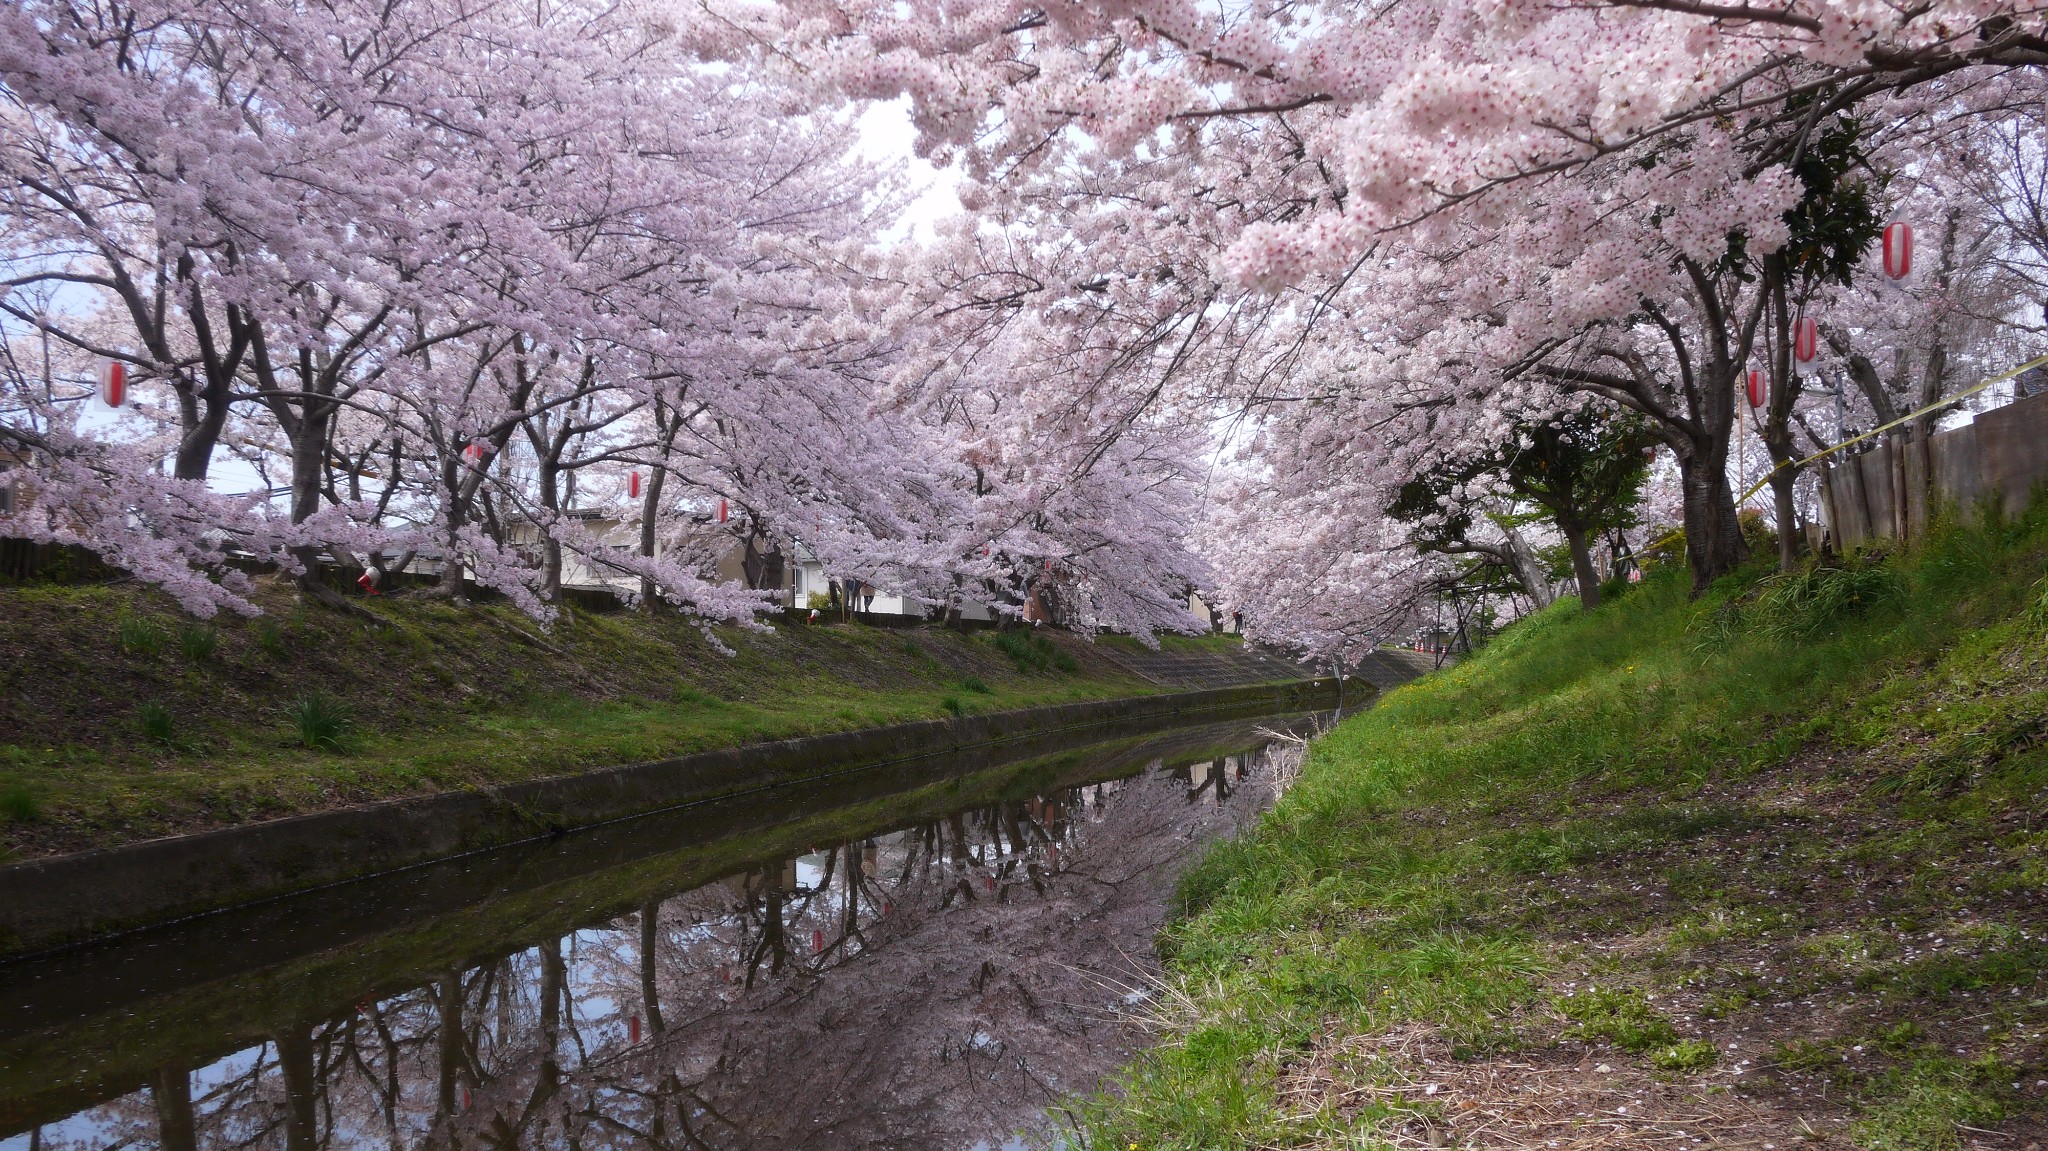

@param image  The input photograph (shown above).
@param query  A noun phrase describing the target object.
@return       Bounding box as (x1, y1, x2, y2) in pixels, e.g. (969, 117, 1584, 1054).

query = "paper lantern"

(1882, 222, 1912, 279)
(356, 570, 381, 596)
(463, 442, 485, 465)
(717, 497, 728, 523)
(628, 1015, 641, 1044)
(1793, 317, 1819, 364)
(97, 359, 126, 407)
(811, 928, 825, 953)
(1747, 369, 1765, 409)
(628, 471, 641, 500)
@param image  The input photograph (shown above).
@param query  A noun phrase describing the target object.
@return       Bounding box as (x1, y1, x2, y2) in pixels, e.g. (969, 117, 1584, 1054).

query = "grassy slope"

(0, 582, 1248, 861)
(1078, 510, 2048, 1150)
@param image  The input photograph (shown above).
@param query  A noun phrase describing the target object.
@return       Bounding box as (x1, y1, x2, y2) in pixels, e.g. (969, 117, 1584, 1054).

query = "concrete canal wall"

(0, 676, 1344, 957)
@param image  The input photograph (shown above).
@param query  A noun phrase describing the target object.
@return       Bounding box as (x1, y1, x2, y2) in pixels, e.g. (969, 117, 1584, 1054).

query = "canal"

(0, 711, 1323, 1151)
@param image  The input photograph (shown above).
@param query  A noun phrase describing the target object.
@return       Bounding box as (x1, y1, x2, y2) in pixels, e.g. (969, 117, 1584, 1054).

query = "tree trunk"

(538, 458, 563, 601)
(1761, 267, 1804, 573)
(173, 423, 223, 481)
(740, 524, 785, 591)
(170, 369, 232, 482)
(1560, 522, 1602, 610)
(1499, 519, 1554, 608)
(1677, 445, 1749, 592)
(1911, 344, 1948, 532)
(638, 466, 667, 609)
(1770, 469, 1800, 572)
(275, 1024, 318, 1151)
(439, 541, 470, 606)
(639, 902, 666, 1035)
(285, 404, 369, 611)
(435, 456, 473, 606)
(437, 970, 464, 1120)
(152, 1068, 198, 1151)
(288, 404, 329, 526)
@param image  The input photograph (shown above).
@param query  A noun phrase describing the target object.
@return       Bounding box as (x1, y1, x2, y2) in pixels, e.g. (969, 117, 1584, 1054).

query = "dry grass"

(1273, 1023, 1823, 1149)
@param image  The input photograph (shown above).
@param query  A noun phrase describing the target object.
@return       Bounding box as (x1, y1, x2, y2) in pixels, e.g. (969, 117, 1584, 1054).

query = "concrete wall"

(0, 678, 1341, 957)
(1824, 391, 2048, 548)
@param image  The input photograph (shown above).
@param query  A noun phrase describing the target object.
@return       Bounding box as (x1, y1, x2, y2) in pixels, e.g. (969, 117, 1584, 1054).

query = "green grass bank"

(0, 582, 1256, 862)
(1076, 509, 2048, 1149)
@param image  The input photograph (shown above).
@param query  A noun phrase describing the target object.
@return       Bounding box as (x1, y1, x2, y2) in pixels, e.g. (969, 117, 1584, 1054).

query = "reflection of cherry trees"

(11, 740, 1302, 1151)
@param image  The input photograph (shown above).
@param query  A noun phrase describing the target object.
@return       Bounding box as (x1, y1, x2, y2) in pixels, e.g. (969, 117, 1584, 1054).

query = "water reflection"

(2, 727, 1303, 1151)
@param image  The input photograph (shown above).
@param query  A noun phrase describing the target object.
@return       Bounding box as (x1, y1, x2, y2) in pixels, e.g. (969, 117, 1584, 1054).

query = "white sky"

(854, 97, 963, 242)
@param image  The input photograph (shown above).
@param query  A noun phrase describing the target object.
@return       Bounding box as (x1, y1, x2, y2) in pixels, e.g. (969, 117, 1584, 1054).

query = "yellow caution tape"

(1641, 351, 2048, 558)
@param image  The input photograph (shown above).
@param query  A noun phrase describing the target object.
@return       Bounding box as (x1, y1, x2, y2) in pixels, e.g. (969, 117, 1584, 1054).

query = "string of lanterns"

(78, 368, 762, 540)
(1746, 221, 1911, 409)
(624, 470, 730, 524)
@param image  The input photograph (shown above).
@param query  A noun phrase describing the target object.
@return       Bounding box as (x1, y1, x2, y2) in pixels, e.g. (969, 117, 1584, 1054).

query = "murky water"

(0, 713, 1317, 1151)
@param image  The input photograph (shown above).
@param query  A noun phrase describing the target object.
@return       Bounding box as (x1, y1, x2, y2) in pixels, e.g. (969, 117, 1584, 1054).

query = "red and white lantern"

(1746, 369, 1766, 409)
(1882, 222, 1913, 280)
(716, 497, 728, 523)
(627, 471, 641, 500)
(1793, 317, 1819, 364)
(97, 358, 127, 407)
(463, 442, 485, 466)
(356, 570, 381, 596)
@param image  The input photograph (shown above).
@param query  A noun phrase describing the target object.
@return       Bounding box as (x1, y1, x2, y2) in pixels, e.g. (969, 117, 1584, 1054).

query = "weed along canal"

(0, 711, 1323, 1151)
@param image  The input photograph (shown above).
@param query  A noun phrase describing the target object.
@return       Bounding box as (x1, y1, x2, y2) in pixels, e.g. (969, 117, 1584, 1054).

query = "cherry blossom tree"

(777, 0, 2048, 619)
(0, 0, 963, 626)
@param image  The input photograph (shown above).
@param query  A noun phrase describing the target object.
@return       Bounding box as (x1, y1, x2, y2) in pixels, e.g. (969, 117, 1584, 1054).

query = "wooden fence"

(1822, 390, 2048, 548)
(0, 539, 114, 585)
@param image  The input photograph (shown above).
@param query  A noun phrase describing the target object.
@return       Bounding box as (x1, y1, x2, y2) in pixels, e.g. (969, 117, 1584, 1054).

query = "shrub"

(257, 623, 289, 660)
(1686, 599, 1745, 654)
(939, 695, 965, 717)
(1556, 987, 1679, 1053)
(179, 624, 218, 663)
(961, 675, 991, 693)
(138, 702, 175, 745)
(992, 630, 1077, 673)
(1752, 561, 1905, 640)
(285, 692, 353, 750)
(0, 784, 38, 824)
(1650, 1039, 1718, 1072)
(118, 614, 166, 657)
